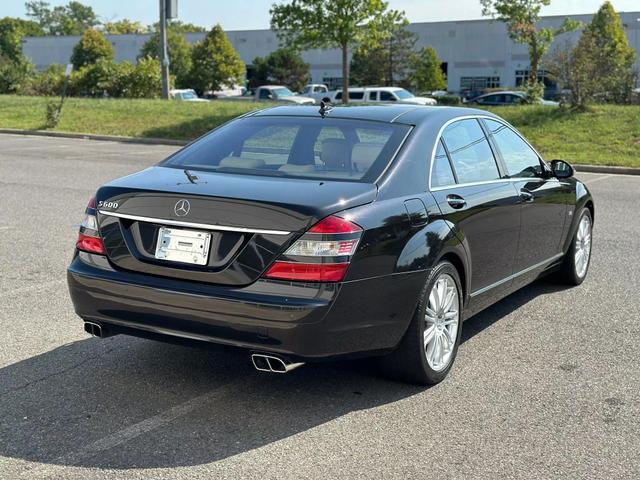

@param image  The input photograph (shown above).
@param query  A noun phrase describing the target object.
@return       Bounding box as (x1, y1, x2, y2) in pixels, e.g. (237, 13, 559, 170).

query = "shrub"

(435, 95, 461, 106)
(70, 29, 114, 69)
(45, 100, 62, 128)
(125, 57, 162, 98)
(23, 64, 66, 96)
(408, 46, 447, 93)
(69, 59, 119, 97)
(0, 55, 34, 94)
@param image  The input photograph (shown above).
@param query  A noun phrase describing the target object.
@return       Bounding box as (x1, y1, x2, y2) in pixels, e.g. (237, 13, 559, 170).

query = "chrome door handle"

(519, 189, 534, 203)
(446, 195, 466, 209)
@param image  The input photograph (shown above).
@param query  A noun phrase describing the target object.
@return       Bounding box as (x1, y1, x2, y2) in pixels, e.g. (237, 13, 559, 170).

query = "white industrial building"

(22, 11, 640, 96)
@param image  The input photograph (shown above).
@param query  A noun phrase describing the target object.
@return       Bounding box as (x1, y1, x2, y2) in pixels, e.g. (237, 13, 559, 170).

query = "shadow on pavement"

(0, 278, 566, 471)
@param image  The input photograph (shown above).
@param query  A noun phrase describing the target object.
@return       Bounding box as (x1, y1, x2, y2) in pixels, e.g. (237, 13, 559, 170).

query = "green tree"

(0, 17, 44, 63)
(270, 0, 400, 103)
(70, 29, 114, 69)
(481, 0, 579, 88)
(409, 46, 446, 92)
(25, 1, 99, 36)
(250, 48, 310, 91)
(148, 20, 206, 34)
(571, 1, 636, 105)
(125, 56, 162, 98)
(350, 16, 416, 87)
(0, 54, 34, 94)
(139, 27, 192, 87)
(189, 24, 245, 94)
(103, 19, 148, 34)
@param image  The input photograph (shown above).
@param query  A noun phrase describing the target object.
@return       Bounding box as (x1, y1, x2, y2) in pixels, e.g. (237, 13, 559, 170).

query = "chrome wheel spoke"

(574, 215, 592, 279)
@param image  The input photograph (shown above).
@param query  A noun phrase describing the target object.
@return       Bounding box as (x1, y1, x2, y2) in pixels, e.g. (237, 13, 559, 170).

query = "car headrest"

(218, 156, 265, 169)
(351, 143, 383, 173)
(278, 164, 316, 174)
(321, 138, 351, 170)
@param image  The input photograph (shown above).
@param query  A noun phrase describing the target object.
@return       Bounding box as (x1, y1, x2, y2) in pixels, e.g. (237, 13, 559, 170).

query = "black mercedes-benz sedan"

(67, 105, 594, 384)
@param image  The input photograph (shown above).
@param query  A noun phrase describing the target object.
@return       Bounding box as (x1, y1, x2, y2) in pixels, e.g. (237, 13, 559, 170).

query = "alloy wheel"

(574, 214, 592, 279)
(424, 273, 460, 372)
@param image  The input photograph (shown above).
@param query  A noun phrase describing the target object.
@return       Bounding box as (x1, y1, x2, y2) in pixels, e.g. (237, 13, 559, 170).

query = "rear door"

(482, 119, 568, 278)
(429, 118, 521, 310)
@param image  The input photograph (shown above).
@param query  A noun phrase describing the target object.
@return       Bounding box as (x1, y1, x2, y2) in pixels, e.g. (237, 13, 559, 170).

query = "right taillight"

(75, 196, 106, 255)
(263, 215, 363, 283)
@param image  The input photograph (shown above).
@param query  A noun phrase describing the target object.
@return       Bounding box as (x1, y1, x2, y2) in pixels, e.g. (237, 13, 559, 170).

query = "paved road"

(1, 134, 639, 480)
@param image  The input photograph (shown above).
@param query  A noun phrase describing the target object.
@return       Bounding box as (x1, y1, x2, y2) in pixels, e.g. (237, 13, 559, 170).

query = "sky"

(3, 0, 640, 31)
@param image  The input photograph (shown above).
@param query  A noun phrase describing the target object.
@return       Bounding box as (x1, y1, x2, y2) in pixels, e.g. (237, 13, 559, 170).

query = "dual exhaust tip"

(251, 353, 304, 374)
(84, 323, 303, 374)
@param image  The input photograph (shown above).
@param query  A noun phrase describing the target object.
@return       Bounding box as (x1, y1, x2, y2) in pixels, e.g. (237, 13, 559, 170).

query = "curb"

(574, 164, 640, 176)
(0, 128, 188, 146)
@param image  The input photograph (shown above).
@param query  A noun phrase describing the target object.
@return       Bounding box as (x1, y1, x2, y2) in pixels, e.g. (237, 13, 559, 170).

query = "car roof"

(251, 105, 497, 125)
(477, 91, 525, 97)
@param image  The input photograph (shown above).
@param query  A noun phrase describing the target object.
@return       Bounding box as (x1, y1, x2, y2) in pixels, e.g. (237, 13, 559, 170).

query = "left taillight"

(76, 196, 106, 255)
(263, 215, 363, 283)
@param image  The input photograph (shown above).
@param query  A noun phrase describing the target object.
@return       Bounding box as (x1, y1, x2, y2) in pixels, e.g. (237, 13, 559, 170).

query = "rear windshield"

(161, 116, 411, 182)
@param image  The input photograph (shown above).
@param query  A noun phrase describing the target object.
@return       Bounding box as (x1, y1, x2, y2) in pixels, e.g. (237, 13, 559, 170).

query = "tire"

(556, 208, 593, 286)
(379, 261, 463, 385)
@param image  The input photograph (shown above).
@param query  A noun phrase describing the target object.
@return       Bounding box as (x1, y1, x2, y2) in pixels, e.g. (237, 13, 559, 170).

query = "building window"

(459, 76, 501, 96)
(515, 70, 555, 88)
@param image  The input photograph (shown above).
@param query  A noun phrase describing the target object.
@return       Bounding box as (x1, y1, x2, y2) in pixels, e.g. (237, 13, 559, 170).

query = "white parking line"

(18, 380, 242, 479)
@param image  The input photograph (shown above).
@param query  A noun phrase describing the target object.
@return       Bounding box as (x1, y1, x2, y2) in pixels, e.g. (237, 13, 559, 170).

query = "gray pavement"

(0, 133, 639, 480)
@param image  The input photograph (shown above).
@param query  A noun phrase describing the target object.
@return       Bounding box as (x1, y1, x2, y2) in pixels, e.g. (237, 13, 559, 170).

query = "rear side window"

(431, 140, 456, 188)
(484, 119, 541, 178)
(441, 119, 500, 184)
(162, 117, 411, 182)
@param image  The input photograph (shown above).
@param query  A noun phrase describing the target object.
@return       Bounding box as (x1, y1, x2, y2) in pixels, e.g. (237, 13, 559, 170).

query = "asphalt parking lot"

(1, 133, 639, 480)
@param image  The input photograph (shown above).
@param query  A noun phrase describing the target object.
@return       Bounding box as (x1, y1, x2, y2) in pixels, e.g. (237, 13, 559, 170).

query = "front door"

(482, 119, 568, 278)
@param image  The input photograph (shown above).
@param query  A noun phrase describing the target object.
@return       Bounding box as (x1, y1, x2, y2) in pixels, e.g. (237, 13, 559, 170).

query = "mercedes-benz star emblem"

(174, 199, 190, 217)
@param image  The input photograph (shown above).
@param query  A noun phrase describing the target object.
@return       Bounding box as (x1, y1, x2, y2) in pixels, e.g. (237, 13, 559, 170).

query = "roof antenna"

(319, 97, 333, 118)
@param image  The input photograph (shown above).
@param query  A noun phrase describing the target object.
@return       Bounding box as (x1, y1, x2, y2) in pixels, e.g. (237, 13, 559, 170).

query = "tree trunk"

(529, 36, 539, 85)
(342, 43, 349, 104)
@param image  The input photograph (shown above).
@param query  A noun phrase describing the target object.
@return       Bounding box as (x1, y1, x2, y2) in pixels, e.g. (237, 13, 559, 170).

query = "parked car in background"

(203, 85, 247, 99)
(226, 85, 315, 104)
(466, 91, 559, 107)
(300, 84, 330, 101)
(331, 87, 437, 105)
(169, 89, 209, 102)
(67, 104, 593, 385)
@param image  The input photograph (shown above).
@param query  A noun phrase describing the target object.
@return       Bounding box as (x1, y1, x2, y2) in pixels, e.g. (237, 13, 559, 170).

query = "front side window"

(349, 91, 365, 100)
(162, 117, 411, 182)
(258, 89, 271, 99)
(484, 119, 542, 178)
(380, 91, 395, 101)
(431, 140, 456, 188)
(441, 119, 500, 184)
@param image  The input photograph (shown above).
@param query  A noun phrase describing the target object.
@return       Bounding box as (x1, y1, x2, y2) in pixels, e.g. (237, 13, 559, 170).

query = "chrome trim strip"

(470, 253, 564, 298)
(98, 210, 291, 236)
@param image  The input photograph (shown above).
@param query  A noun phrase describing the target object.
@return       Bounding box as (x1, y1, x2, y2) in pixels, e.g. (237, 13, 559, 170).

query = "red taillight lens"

(262, 215, 363, 282)
(264, 262, 349, 282)
(76, 232, 106, 255)
(76, 196, 106, 255)
(308, 215, 362, 234)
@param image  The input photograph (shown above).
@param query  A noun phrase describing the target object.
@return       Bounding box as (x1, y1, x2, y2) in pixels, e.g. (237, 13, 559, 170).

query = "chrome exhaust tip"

(251, 353, 305, 374)
(84, 321, 104, 338)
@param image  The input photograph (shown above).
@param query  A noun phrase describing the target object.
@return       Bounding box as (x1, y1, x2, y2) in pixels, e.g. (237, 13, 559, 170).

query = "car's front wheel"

(379, 261, 463, 385)
(556, 208, 593, 285)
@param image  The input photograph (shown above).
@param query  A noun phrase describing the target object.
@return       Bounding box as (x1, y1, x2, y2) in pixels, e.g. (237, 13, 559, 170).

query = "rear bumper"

(67, 252, 428, 360)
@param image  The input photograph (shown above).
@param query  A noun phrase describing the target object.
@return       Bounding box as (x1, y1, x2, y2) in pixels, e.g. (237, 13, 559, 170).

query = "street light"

(159, 0, 178, 100)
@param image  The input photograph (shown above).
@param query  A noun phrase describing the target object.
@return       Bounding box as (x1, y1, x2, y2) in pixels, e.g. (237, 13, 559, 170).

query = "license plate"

(155, 227, 211, 265)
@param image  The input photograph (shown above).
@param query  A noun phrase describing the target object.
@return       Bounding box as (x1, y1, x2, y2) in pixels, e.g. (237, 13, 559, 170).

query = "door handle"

(519, 189, 534, 203)
(446, 194, 466, 209)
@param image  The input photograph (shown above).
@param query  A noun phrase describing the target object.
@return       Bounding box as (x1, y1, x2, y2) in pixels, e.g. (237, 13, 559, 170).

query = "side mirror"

(551, 159, 574, 179)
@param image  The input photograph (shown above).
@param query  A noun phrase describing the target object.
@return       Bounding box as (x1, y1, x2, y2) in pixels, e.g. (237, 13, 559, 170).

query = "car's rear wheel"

(379, 261, 463, 385)
(556, 208, 593, 285)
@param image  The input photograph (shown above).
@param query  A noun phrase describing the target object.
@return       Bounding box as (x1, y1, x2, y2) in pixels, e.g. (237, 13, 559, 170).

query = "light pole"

(159, 0, 177, 99)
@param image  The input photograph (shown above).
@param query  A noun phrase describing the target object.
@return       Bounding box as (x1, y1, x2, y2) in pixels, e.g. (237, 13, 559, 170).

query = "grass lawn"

(0, 95, 638, 167)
